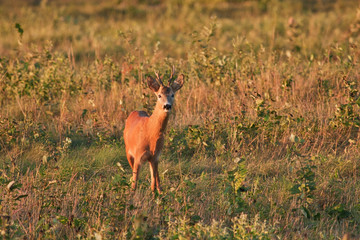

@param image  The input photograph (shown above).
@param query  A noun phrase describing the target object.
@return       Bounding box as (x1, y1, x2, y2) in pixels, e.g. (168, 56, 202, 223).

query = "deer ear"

(171, 74, 184, 92)
(147, 76, 160, 92)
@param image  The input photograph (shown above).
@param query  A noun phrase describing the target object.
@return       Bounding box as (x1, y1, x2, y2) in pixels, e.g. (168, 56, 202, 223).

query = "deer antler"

(154, 70, 164, 86)
(168, 65, 176, 85)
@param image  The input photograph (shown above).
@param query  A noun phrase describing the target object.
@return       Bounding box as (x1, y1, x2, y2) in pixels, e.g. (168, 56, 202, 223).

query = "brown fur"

(124, 74, 184, 193)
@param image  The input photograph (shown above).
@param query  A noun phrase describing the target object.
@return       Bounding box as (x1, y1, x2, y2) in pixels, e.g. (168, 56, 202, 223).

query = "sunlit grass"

(1, 0, 360, 239)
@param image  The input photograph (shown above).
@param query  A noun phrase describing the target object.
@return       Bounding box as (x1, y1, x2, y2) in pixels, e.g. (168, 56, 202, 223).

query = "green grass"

(1, 0, 360, 239)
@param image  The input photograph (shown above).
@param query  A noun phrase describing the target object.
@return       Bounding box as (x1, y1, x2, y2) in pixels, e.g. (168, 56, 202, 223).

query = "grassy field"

(1, 0, 360, 239)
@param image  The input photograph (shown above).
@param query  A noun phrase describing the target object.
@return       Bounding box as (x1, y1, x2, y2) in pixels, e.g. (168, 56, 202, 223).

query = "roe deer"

(124, 68, 184, 193)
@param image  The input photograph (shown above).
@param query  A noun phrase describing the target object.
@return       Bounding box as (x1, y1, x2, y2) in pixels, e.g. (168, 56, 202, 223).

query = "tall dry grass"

(1, 0, 360, 239)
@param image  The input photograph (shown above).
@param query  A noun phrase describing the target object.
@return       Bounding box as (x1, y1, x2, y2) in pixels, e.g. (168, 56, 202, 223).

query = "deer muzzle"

(163, 104, 172, 111)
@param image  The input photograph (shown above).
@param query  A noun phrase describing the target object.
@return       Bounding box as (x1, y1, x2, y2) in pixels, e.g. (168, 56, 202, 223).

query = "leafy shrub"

(0, 43, 81, 103)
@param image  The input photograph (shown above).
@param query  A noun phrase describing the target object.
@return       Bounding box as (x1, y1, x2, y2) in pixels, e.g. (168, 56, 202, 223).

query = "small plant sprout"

(116, 162, 125, 172)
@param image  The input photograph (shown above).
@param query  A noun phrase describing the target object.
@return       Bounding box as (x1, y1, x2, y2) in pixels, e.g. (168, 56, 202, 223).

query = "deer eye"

(158, 95, 161, 98)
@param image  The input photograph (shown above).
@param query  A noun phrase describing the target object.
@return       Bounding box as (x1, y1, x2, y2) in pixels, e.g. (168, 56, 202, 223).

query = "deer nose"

(164, 104, 172, 110)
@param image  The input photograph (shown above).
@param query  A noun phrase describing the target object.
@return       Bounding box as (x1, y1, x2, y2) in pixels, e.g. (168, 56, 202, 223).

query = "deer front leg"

(132, 151, 151, 191)
(150, 160, 162, 194)
(156, 166, 162, 194)
(126, 151, 134, 170)
(132, 160, 141, 190)
(149, 161, 156, 192)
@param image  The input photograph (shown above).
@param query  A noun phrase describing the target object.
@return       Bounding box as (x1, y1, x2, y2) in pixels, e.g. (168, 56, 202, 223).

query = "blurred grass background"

(1, 0, 359, 62)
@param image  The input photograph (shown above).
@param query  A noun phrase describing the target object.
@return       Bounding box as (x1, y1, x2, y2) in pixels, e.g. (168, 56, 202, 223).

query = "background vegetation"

(1, 0, 360, 239)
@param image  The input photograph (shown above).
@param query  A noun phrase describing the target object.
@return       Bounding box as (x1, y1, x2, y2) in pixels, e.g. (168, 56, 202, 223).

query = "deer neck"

(147, 101, 170, 137)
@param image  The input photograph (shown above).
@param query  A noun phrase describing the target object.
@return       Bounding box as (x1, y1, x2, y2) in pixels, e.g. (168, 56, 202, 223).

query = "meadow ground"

(1, 0, 360, 239)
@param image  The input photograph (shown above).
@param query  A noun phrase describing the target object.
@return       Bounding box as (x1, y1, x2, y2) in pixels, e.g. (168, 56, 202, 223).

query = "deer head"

(147, 67, 184, 113)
